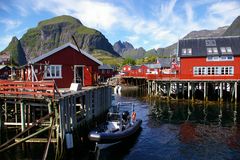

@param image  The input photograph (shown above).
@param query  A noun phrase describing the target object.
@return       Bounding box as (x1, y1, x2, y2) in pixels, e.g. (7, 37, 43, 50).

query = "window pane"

(56, 66, 60, 77)
(207, 48, 212, 53)
(226, 47, 232, 53)
(213, 47, 218, 53)
(51, 66, 55, 77)
(220, 47, 226, 53)
(182, 49, 187, 54)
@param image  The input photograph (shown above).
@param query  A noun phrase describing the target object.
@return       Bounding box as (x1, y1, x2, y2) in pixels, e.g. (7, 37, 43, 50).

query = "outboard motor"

(122, 111, 130, 122)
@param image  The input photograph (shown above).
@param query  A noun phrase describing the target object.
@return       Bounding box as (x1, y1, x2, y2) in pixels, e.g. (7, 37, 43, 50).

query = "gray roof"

(98, 64, 113, 70)
(30, 43, 103, 65)
(145, 63, 162, 69)
(131, 65, 141, 70)
(0, 65, 10, 70)
(178, 36, 240, 57)
(156, 58, 172, 68)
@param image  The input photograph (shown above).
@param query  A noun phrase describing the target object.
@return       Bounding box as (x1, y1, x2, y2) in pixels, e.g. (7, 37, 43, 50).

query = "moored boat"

(88, 102, 142, 144)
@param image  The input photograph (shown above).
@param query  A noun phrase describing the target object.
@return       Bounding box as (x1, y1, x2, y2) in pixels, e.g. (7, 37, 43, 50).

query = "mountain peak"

(113, 40, 134, 56)
(38, 15, 83, 27)
(223, 16, 240, 36)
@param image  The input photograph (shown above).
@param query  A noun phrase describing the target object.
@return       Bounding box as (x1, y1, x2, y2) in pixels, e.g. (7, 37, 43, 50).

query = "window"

(220, 47, 232, 54)
(193, 66, 234, 75)
(182, 49, 187, 55)
(207, 47, 218, 55)
(226, 47, 232, 53)
(182, 48, 192, 55)
(44, 65, 62, 79)
(206, 56, 233, 61)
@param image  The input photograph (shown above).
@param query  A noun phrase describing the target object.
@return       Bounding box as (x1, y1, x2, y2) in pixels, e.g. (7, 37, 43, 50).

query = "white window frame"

(206, 56, 234, 61)
(193, 66, 234, 76)
(207, 47, 218, 55)
(44, 65, 62, 79)
(220, 47, 232, 54)
(182, 48, 192, 55)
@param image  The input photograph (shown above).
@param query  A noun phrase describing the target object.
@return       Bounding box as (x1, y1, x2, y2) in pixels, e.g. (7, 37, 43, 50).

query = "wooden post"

(204, 82, 207, 102)
(147, 81, 150, 95)
(188, 82, 191, 100)
(182, 83, 185, 99)
(159, 82, 162, 97)
(191, 83, 194, 102)
(155, 82, 158, 95)
(20, 102, 25, 132)
(220, 82, 223, 103)
(176, 82, 179, 100)
(167, 82, 171, 101)
(4, 100, 7, 122)
(231, 83, 234, 103)
(235, 82, 238, 104)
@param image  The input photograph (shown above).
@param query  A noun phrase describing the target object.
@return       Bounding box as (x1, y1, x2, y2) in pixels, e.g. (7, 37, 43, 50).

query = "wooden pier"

(0, 80, 112, 159)
(121, 77, 240, 104)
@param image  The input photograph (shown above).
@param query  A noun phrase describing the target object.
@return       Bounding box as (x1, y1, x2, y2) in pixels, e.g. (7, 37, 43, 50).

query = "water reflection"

(91, 89, 240, 160)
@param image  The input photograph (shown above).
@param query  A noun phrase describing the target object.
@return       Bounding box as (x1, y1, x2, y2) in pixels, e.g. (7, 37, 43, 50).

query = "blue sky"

(0, 0, 240, 51)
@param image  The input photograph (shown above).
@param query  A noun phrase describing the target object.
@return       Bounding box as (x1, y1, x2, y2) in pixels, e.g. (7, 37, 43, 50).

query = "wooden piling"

(235, 82, 238, 104)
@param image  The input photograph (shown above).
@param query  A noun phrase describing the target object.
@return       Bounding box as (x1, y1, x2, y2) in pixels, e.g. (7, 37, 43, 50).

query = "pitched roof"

(178, 36, 240, 57)
(30, 43, 103, 65)
(0, 65, 10, 70)
(131, 65, 141, 70)
(98, 64, 113, 70)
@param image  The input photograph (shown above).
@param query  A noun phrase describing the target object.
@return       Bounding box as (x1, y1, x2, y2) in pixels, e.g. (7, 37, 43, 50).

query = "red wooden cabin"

(98, 64, 117, 82)
(179, 36, 240, 80)
(23, 43, 102, 88)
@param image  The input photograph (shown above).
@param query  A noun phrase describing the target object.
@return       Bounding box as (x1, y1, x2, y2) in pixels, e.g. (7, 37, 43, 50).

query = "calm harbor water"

(2, 89, 240, 159)
(88, 89, 240, 160)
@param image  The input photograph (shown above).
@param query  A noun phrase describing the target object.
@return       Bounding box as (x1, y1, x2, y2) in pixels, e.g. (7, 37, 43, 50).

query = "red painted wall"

(180, 57, 240, 80)
(32, 47, 100, 88)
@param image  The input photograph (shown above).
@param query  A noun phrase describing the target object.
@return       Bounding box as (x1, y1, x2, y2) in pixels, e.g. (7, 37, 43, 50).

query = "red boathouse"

(179, 36, 240, 80)
(24, 43, 102, 88)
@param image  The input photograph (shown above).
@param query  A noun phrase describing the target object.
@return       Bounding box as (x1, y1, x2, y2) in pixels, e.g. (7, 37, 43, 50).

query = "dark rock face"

(223, 16, 240, 36)
(184, 26, 228, 39)
(3, 37, 27, 66)
(3, 15, 119, 63)
(113, 40, 134, 56)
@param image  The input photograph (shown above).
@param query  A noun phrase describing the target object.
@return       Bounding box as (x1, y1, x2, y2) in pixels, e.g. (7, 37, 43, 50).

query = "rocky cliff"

(3, 15, 119, 64)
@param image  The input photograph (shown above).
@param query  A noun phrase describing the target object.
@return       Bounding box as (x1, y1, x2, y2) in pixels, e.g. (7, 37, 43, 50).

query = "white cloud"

(0, 2, 10, 12)
(204, 1, 240, 28)
(3, 0, 239, 51)
(0, 19, 22, 31)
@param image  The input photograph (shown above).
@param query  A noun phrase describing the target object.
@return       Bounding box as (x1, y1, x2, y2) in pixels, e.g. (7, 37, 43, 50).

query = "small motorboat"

(88, 102, 142, 144)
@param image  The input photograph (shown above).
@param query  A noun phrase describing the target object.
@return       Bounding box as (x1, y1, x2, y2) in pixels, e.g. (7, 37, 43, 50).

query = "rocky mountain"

(223, 16, 240, 36)
(2, 15, 119, 64)
(122, 47, 146, 59)
(118, 15, 240, 60)
(183, 26, 228, 39)
(2, 36, 27, 66)
(113, 41, 134, 56)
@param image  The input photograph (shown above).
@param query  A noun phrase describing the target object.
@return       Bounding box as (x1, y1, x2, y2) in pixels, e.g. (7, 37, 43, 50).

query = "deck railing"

(0, 80, 55, 99)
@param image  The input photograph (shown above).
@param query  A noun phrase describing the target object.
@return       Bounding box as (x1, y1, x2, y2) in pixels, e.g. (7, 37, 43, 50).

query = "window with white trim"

(220, 47, 232, 54)
(193, 66, 234, 75)
(206, 56, 234, 61)
(44, 65, 62, 79)
(207, 47, 218, 55)
(182, 48, 192, 55)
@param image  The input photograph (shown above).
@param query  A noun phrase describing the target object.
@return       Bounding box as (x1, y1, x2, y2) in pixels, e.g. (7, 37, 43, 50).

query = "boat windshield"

(107, 113, 120, 122)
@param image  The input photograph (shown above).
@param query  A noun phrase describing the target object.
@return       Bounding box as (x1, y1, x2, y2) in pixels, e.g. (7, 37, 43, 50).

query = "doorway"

(74, 65, 84, 86)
